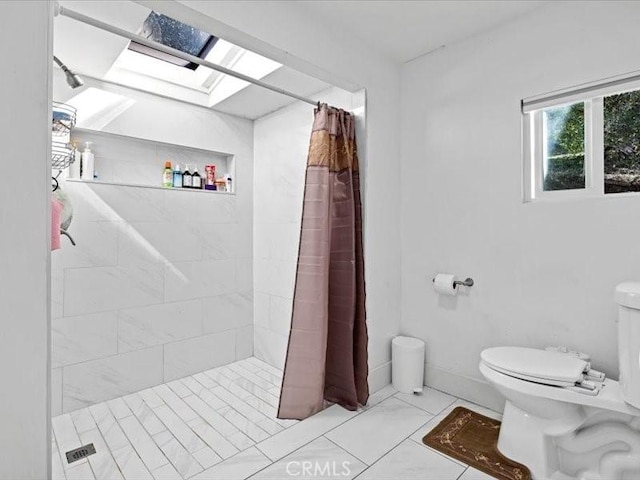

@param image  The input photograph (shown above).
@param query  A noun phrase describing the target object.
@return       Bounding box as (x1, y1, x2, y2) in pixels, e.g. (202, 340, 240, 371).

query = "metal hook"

(52, 176, 59, 192)
(453, 278, 474, 288)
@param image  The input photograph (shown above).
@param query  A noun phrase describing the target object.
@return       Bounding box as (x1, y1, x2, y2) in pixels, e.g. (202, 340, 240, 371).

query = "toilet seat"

(481, 347, 589, 388)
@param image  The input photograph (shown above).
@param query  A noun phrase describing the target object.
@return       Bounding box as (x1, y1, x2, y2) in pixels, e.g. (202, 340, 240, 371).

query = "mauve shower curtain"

(277, 104, 369, 420)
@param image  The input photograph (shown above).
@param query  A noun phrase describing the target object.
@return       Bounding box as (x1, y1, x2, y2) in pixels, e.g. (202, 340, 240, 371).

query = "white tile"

(196, 223, 237, 260)
(366, 384, 397, 408)
(253, 293, 270, 329)
(191, 446, 271, 480)
(193, 371, 220, 390)
(192, 446, 222, 469)
(52, 368, 63, 417)
(138, 387, 166, 409)
(118, 415, 169, 471)
(112, 444, 155, 480)
(356, 440, 464, 480)
(51, 443, 67, 480)
(52, 220, 119, 268)
(153, 430, 203, 479)
(52, 267, 65, 319)
(257, 404, 360, 462)
(245, 357, 283, 377)
(252, 437, 366, 480)
(64, 461, 95, 480)
(268, 295, 292, 336)
(236, 325, 254, 360)
(236, 257, 253, 293)
(120, 222, 202, 264)
(118, 300, 203, 352)
(64, 263, 164, 317)
(164, 259, 236, 303)
(166, 379, 192, 398)
(52, 311, 118, 368)
(63, 347, 164, 411)
(152, 405, 207, 453)
(163, 330, 236, 382)
(196, 385, 231, 410)
(89, 402, 131, 452)
(151, 463, 182, 480)
(52, 414, 87, 468)
(187, 418, 240, 460)
(123, 393, 167, 436)
(211, 385, 277, 431)
(153, 384, 199, 423)
(180, 376, 206, 396)
(203, 292, 253, 333)
(70, 408, 97, 434)
(326, 397, 433, 465)
(253, 327, 288, 371)
(218, 405, 270, 442)
(78, 427, 124, 480)
(393, 387, 456, 415)
(89, 183, 167, 223)
(107, 397, 133, 420)
(458, 467, 497, 480)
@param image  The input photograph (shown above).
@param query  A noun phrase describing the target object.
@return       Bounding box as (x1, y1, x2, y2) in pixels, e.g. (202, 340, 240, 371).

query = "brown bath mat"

(422, 406, 531, 480)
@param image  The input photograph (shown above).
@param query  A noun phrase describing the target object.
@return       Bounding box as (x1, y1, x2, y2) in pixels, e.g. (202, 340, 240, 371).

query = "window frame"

(522, 77, 640, 202)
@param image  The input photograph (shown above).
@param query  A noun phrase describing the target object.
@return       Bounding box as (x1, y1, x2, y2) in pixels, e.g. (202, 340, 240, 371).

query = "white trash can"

(392, 336, 425, 394)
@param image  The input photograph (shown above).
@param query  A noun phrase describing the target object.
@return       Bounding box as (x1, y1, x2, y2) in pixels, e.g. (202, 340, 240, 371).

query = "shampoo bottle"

(192, 166, 202, 189)
(163, 161, 173, 188)
(183, 165, 193, 188)
(67, 141, 81, 179)
(81, 142, 94, 181)
(173, 164, 183, 188)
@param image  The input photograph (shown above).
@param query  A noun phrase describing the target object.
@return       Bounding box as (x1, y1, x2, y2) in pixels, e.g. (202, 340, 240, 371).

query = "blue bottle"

(173, 163, 183, 188)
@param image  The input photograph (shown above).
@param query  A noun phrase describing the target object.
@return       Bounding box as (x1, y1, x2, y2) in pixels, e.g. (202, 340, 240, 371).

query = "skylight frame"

(128, 11, 219, 71)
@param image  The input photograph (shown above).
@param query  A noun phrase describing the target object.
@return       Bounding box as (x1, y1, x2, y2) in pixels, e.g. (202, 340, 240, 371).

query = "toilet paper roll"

(433, 273, 458, 296)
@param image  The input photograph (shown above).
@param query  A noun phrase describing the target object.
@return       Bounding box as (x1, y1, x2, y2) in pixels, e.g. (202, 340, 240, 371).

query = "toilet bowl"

(480, 283, 640, 480)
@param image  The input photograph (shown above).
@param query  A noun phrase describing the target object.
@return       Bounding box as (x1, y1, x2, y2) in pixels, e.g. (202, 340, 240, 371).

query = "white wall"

(252, 87, 362, 370)
(148, 0, 402, 392)
(51, 77, 254, 413)
(400, 1, 640, 409)
(0, 2, 52, 478)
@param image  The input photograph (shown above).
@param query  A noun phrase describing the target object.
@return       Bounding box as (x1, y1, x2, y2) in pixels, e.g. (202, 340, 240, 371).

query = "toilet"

(480, 282, 640, 480)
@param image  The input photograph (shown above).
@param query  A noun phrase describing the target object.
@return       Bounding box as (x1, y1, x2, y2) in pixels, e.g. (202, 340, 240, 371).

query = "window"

(129, 11, 218, 70)
(523, 75, 640, 200)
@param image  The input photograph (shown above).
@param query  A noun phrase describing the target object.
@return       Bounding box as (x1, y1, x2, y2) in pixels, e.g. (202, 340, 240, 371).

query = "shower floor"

(52, 357, 499, 480)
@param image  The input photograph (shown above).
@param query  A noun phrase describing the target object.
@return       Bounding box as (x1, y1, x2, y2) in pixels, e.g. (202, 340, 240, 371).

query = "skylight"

(129, 11, 217, 70)
(105, 11, 283, 108)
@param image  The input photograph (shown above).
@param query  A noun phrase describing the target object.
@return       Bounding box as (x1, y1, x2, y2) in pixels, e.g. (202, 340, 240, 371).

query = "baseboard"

(424, 363, 505, 413)
(368, 360, 392, 394)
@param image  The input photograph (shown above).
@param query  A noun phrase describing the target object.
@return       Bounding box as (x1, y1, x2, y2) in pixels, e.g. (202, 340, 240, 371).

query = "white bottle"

(81, 142, 95, 181)
(67, 142, 81, 179)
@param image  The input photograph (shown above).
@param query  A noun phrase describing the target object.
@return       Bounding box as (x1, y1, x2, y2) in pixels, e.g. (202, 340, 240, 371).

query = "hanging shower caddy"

(52, 101, 77, 170)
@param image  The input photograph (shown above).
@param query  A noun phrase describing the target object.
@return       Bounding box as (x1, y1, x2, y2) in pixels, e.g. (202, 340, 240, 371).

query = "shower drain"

(65, 443, 96, 464)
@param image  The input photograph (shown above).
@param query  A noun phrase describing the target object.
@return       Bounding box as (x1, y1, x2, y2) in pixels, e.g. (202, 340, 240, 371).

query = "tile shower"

(51, 84, 254, 415)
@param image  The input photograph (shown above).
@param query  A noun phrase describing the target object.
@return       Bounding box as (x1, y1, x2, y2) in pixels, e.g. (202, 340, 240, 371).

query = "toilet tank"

(615, 282, 640, 409)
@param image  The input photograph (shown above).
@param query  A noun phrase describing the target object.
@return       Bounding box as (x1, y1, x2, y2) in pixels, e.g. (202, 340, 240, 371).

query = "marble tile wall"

(52, 181, 253, 414)
(71, 130, 232, 188)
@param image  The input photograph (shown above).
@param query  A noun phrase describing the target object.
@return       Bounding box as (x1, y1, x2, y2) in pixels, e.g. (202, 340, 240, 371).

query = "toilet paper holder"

(432, 277, 474, 288)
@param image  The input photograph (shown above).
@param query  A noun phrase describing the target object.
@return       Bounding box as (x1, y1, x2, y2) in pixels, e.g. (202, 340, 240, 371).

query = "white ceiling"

(296, 0, 549, 63)
(54, 1, 549, 120)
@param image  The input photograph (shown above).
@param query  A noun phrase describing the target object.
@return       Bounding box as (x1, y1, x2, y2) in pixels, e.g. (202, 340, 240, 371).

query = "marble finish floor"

(52, 357, 501, 480)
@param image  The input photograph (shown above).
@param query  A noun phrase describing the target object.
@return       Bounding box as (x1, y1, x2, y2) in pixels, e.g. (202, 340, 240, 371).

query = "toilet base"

(497, 400, 640, 480)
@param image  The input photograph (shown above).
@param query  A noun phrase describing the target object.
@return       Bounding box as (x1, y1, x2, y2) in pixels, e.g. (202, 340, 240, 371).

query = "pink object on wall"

(51, 198, 63, 251)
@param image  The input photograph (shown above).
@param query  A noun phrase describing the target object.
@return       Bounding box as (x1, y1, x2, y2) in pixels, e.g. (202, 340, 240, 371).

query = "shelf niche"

(69, 128, 235, 193)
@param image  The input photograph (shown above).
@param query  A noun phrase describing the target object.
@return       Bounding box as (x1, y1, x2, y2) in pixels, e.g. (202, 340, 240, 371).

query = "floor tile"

(191, 447, 271, 480)
(78, 428, 124, 480)
(118, 414, 169, 471)
(393, 387, 456, 415)
(257, 404, 360, 462)
(112, 444, 154, 480)
(355, 439, 465, 479)
(325, 397, 433, 465)
(251, 437, 366, 479)
(458, 467, 496, 480)
(153, 430, 203, 479)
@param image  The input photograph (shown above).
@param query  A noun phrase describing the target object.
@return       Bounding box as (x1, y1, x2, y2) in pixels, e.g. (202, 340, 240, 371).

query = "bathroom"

(3, 1, 640, 479)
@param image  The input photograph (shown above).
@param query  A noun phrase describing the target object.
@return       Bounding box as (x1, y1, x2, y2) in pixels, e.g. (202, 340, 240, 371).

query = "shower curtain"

(277, 104, 369, 420)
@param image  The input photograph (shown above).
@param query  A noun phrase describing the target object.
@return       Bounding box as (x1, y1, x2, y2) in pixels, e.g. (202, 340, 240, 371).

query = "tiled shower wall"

(51, 78, 254, 414)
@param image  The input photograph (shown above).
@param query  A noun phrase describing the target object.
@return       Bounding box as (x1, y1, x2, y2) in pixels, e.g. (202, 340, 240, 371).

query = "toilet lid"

(481, 347, 587, 386)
